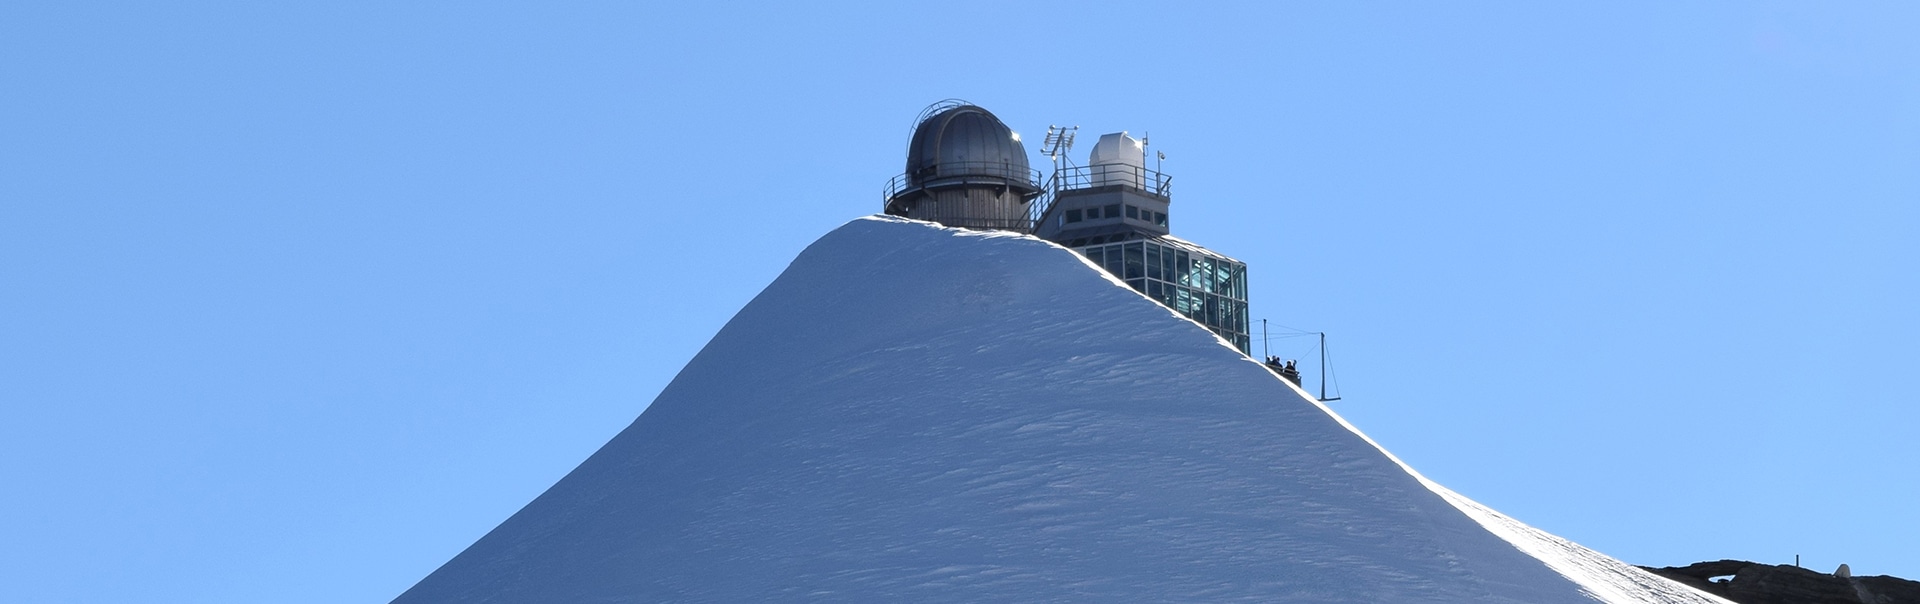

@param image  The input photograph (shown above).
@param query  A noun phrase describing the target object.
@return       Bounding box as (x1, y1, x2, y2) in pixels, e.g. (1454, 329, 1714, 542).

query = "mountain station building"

(883, 101, 1251, 353)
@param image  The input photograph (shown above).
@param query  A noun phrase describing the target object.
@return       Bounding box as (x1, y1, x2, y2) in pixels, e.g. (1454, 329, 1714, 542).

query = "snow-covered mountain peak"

(394, 216, 1724, 603)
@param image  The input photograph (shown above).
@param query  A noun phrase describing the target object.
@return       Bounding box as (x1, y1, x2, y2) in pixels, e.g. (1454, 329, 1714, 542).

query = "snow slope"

(394, 216, 1726, 603)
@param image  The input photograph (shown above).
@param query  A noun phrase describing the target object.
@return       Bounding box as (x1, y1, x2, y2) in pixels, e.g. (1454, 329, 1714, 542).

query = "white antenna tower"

(1042, 125, 1079, 174)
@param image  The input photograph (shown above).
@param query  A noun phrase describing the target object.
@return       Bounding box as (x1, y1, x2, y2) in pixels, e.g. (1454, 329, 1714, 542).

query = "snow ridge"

(394, 216, 1725, 603)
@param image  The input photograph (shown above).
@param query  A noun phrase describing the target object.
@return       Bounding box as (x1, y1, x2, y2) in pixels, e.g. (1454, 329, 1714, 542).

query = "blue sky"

(2, 2, 1915, 602)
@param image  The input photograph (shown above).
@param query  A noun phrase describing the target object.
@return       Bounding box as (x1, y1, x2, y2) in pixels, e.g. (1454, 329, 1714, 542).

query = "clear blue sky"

(3, 2, 1914, 602)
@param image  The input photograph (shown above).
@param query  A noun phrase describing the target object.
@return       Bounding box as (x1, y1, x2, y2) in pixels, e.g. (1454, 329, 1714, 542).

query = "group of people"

(1263, 356, 1302, 385)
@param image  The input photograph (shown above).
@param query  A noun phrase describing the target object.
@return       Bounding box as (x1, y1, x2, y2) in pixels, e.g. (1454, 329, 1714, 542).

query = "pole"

(1320, 332, 1328, 401)
(1141, 132, 1149, 170)
(1316, 333, 1340, 402)
(1262, 319, 1269, 360)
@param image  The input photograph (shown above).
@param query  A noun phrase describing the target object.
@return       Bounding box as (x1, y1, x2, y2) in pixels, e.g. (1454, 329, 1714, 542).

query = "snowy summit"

(394, 217, 1725, 603)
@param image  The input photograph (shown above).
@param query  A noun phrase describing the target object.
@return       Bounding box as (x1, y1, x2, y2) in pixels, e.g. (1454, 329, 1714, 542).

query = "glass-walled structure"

(1077, 236, 1250, 353)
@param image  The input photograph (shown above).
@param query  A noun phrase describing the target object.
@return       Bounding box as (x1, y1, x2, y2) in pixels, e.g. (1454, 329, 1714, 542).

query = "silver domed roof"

(903, 103, 1037, 190)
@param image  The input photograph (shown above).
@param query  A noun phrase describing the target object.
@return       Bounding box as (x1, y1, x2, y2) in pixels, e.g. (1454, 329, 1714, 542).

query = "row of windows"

(1126, 277, 1250, 337)
(1081, 242, 1247, 301)
(1063, 203, 1168, 228)
(1077, 240, 1252, 353)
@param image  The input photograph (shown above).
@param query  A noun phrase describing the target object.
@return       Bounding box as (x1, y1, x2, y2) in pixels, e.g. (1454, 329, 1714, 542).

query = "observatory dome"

(883, 102, 1042, 232)
(903, 103, 1037, 188)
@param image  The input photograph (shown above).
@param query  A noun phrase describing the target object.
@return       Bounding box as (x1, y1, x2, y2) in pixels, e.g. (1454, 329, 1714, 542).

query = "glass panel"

(1066, 208, 1083, 223)
(1125, 205, 1140, 220)
(1104, 204, 1121, 219)
(1221, 263, 1234, 299)
(1175, 252, 1190, 286)
(1124, 242, 1144, 280)
(1147, 280, 1162, 299)
(1127, 279, 1146, 294)
(1145, 244, 1162, 280)
(1084, 247, 1103, 266)
(1155, 211, 1168, 227)
(1103, 244, 1123, 275)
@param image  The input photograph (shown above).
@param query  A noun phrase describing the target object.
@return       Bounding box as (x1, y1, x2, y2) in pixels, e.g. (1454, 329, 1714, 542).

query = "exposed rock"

(1727, 563, 1862, 604)
(1641, 560, 1920, 604)
(1859, 576, 1920, 604)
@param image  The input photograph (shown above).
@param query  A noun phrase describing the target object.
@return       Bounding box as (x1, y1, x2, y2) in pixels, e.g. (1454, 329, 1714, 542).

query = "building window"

(1072, 238, 1251, 354)
(1154, 212, 1168, 227)
(1125, 205, 1140, 220)
(1066, 208, 1083, 223)
(1145, 244, 1162, 280)
(1104, 204, 1120, 220)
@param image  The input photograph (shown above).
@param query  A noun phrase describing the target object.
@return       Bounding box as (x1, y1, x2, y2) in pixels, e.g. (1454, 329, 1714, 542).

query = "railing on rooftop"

(1054, 164, 1173, 197)
(1029, 164, 1174, 228)
(881, 162, 1172, 234)
(881, 161, 1044, 205)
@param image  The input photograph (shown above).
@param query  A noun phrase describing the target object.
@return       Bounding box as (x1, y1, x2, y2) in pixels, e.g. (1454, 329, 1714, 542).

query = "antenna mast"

(1319, 332, 1341, 402)
(1042, 125, 1078, 187)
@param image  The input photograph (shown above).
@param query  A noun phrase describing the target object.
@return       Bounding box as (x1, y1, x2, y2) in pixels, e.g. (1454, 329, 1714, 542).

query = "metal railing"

(881, 161, 1171, 234)
(881, 161, 1044, 204)
(1029, 164, 1174, 228)
(1052, 163, 1172, 197)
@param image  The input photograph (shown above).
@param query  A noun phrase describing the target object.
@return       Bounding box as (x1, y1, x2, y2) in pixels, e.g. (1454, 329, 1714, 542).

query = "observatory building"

(884, 101, 1251, 353)
(882, 103, 1044, 232)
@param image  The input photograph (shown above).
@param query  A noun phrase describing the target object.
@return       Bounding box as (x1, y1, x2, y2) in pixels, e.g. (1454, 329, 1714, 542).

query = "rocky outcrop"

(1641, 560, 1920, 604)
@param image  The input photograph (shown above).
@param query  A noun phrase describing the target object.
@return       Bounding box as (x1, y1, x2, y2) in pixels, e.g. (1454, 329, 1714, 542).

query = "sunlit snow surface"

(395, 216, 1726, 603)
